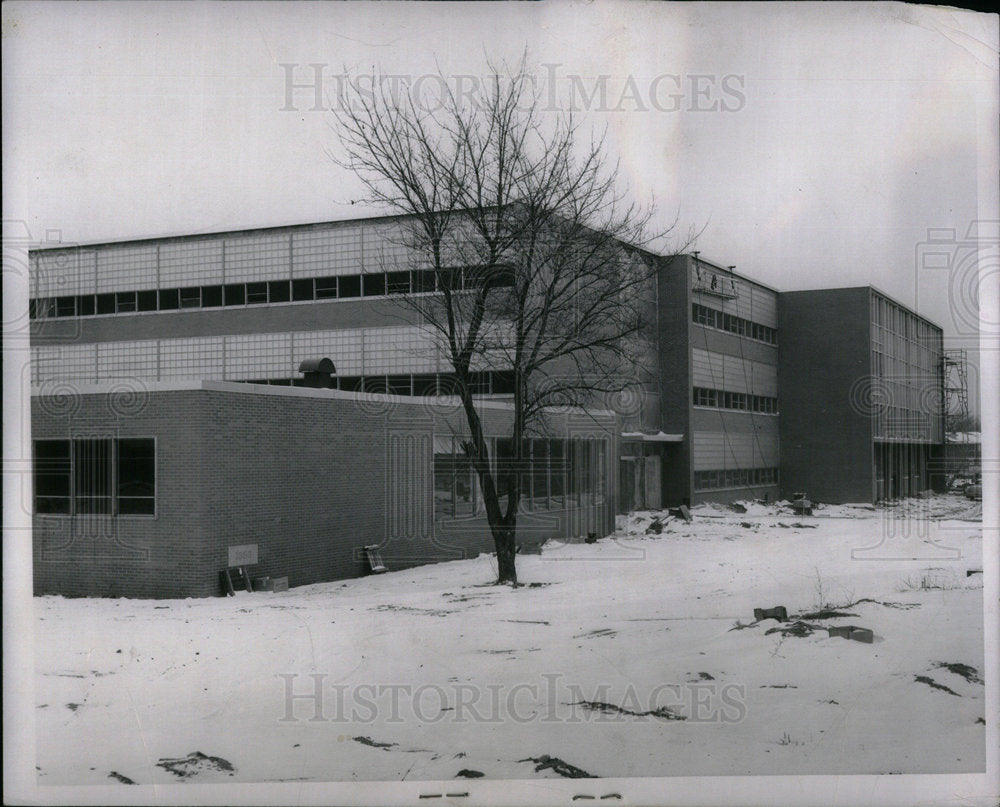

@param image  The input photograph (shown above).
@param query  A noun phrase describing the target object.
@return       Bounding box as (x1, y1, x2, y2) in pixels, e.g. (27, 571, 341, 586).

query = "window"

(413, 374, 439, 396)
(362, 272, 385, 297)
(455, 442, 475, 517)
(491, 370, 516, 395)
(531, 439, 550, 510)
(438, 268, 462, 291)
(268, 280, 291, 303)
(412, 270, 436, 294)
(117, 438, 156, 514)
(246, 282, 268, 304)
(387, 375, 412, 396)
(55, 296, 76, 317)
(137, 290, 159, 311)
(77, 295, 96, 316)
(159, 288, 180, 310)
(115, 292, 137, 313)
(694, 466, 778, 491)
(694, 387, 777, 414)
(33, 438, 155, 516)
(97, 293, 116, 314)
(594, 439, 607, 505)
(386, 271, 410, 295)
(495, 437, 515, 510)
(34, 440, 71, 514)
(691, 303, 777, 345)
(468, 372, 490, 395)
(339, 275, 361, 298)
(433, 436, 455, 520)
(292, 279, 315, 301)
(201, 285, 223, 307)
(314, 276, 337, 299)
(179, 286, 201, 308)
(693, 387, 718, 407)
(363, 375, 388, 394)
(73, 438, 113, 514)
(223, 284, 245, 306)
(549, 439, 565, 508)
(433, 436, 477, 520)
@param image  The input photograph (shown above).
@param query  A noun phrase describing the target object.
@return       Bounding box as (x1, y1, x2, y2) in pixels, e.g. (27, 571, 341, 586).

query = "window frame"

(32, 437, 157, 518)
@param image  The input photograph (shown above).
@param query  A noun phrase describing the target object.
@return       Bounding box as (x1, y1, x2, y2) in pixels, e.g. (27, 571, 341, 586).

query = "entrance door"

(619, 458, 637, 514)
(644, 455, 661, 510)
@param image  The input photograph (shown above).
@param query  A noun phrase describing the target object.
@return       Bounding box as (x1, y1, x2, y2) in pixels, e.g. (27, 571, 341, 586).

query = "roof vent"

(298, 357, 336, 388)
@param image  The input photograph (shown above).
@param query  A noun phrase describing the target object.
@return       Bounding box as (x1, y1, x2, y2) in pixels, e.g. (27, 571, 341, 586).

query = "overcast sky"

(4, 1, 997, 411)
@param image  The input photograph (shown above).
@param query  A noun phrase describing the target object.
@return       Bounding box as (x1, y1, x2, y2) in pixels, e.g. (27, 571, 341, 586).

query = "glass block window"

(363, 327, 441, 374)
(32, 343, 97, 384)
(224, 333, 293, 380)
(96, 341, 158, 381)
(97, 246, 158, 292)
(159, 336, 225, 379)
(32, 249, 96, 298)
(160, 239, 223, 286)
(292, 224, 363, 277)
(224, 233, 290, 283)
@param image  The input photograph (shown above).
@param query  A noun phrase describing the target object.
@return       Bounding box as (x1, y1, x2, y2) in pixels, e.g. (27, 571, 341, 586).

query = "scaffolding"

(942, 349, 970, 434)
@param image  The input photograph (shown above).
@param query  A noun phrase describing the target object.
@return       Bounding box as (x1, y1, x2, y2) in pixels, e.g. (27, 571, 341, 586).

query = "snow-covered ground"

(34, 495, 986, 785)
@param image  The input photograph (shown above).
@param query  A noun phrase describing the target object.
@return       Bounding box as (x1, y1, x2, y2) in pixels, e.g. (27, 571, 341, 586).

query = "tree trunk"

(493, 522, 518, 585)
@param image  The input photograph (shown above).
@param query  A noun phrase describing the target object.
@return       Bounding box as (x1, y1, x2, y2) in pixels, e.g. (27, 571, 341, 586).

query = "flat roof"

(779, 285, 943, 332)
(29, 378, 616, 418)
(27, 211, 416, 253)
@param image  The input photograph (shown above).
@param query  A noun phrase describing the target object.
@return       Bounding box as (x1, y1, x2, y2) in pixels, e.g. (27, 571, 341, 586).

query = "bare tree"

(331, 56, 678, 584)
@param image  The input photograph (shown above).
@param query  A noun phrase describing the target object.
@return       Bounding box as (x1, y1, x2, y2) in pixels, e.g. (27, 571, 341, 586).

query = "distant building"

(27, 217, 948, 596)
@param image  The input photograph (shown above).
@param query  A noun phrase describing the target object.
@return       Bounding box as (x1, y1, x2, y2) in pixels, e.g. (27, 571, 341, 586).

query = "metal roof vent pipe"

(298, 357, 337, 389)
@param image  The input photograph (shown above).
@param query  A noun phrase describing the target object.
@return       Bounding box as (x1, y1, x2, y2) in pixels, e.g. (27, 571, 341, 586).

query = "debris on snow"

(518, 755, 596, 778)
(567, 700, 687, 721)
(156, 751, 235, 778)
(353, 737, 398, 750)
(765, 621, 821, 638)
(933, 662, 982, 685)
(913, 676, 961, 696)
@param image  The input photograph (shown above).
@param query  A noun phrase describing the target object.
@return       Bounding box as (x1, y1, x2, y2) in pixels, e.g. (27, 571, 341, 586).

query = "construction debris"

(753, 606, 788, 622)
(827, 625, 874, 644)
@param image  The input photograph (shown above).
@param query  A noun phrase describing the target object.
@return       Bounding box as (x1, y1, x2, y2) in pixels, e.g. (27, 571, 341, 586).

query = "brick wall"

(32, 390, 214, 598)
(32, 384, 617, 598)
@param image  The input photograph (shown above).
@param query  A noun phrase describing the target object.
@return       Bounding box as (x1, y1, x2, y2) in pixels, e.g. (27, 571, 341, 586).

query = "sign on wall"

(228, 544, 258, 567)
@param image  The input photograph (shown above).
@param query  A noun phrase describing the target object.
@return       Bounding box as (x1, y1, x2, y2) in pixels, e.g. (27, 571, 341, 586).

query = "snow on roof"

(621, 431, 684, 442)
